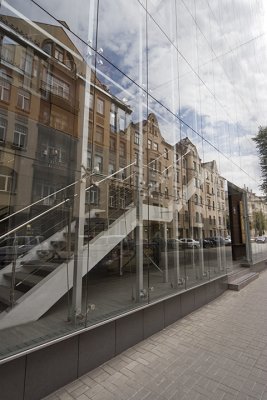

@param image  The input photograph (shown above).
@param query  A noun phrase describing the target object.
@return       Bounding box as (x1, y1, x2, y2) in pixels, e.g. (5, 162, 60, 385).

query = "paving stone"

(44, 271, 267, 400)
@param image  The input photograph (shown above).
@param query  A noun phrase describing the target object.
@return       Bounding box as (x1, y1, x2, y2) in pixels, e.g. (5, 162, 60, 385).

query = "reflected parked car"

(0, 235, 44, 267)
(224, 236, 231, 246)
(199, 238, 214, 248)
(255, 236, 267, 243)
(179, 238, 200, 249)
(167, 238, 182, 250)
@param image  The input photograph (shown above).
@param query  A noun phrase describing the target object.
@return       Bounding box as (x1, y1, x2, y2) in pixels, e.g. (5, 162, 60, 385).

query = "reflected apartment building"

(0, 3, 266, 400)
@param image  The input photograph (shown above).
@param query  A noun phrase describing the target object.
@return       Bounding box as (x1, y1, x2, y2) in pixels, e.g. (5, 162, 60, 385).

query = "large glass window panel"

(201, 140, 229, 278)
(97, 0, 147, 88)
(147, 0, 176, 45)
(0, 7, 95, 358)
(147, 11, 179, 114)
(146, 97, 186, 296)
(176, 1, 198, 71)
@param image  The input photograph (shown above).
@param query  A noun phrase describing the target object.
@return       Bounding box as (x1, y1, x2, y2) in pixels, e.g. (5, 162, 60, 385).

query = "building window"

(0, 78, 11, 102)
(0, 118, 7, 142)
(194, 194, 198, 204)
(35, 183, 57, 205)
(0, 174, 12, 192)
(148, 139, 152, 149)
(94, 155, 103, 173)
(89, 93, 94, 109)
(108, 163, 115, 175)
(219, 216, 222, 225)
(13, 124, 27, 148)
(193, 161, 197, 170)
(47, 74, 70, 100)
(97, 98, 104, 114)
(134, 131, 140, 145)
(150, 159, 157, 171)
(110, 110, 116, 130)
(209, 216, 212, 225)
(87, 150, 92, 169)
(153, 142, 158, 151)
(213, 201, 215, 210)
(200, 196, 203, 205)
(17, 89, 30, 111)
(96, 125, 104, 143)
(164, 187, 169, 198)
(110, 137, 116, 151)
(213, 216, 216, 225)
(20, 50, 33, 75)
(55, 46, 64, 62)
(119, 116, 125, 131)
(135, 152, 139, 166)
(196, 212, 199, 223)
(1, 36, 15, 64)
(164, 148, 168, 159)
(119, 142, 126, 157)
(86, 186, 99, 205)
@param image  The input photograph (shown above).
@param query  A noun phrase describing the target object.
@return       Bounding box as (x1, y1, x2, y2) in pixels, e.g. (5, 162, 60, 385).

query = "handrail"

(0, 198, 70, 241)
(0, 180, 78, 224)
(0, 162, 136, 225)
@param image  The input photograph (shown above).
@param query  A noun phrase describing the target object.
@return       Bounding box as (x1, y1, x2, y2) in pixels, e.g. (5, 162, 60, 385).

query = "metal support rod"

(163, 222, 168, 283)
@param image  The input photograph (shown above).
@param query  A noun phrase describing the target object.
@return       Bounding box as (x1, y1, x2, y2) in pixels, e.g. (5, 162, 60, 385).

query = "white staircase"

(0, 204, 172, 329)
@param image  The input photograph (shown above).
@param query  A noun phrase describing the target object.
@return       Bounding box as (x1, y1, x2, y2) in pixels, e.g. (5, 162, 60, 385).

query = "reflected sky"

(1, 0, 267, 194)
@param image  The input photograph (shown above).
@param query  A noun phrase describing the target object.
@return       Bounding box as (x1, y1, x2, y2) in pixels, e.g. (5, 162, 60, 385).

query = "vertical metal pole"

(135, 9, 144, 302)
(10, 237, 18, 308)
(71, 1, 95, 322)
(163, 222, 168, 283)
(119, 240, 123, 276)
(243, 191, 252, 264)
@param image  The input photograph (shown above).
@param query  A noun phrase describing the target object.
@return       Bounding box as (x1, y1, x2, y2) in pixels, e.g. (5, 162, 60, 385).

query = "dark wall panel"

(24, 336, 78, 400)
(144, 302, 164, 339)
(164, 295, 181, 327)
(78, 321, 115, 376)
(180, 290, 196, 317)
(116, 312, 144, 354)
(0, 357, 26, 400)
(194, 284, 207, 309)
(206, 280, 216, 302)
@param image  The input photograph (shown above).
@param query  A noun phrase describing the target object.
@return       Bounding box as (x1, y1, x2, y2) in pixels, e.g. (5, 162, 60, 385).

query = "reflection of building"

(202, 161, 227, 238)
(0, 3, 261, 398)
(246, 187, 267, 237)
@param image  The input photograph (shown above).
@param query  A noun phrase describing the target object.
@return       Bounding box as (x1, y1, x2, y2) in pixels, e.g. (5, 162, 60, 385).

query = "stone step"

(228, 268, 251, 283)
(4, 272, 43, 288)
(21, 262, 61, 274)
(0, 284, 24, 305)
(228, 272, 259, 291)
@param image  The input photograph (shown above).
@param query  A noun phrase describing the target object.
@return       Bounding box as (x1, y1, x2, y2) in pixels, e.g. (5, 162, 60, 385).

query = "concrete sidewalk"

(44, 270, 267, 400)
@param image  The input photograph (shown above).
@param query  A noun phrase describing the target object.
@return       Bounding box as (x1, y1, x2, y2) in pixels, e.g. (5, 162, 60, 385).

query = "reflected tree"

(253, 210, 266, 236)
(253, 126, 267, 197)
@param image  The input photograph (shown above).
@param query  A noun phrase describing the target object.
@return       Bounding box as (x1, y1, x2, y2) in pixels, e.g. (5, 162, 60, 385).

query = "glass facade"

(0, 0, 267, 360)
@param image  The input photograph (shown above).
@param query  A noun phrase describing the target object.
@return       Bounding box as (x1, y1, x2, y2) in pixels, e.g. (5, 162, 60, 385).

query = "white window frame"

(96, 98, 104, 114)
(0, 118, 7, 142)
(17, 89, 30, 111)
(0, 79, 11, 102)
(0, 174, 11, 192)
(13, 124, 27, 148)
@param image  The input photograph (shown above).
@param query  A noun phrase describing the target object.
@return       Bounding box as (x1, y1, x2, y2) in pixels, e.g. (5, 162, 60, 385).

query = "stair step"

(0, 285, 23, 305)
(228, 269, 252, 283)
(228, 272, 259, 291)
(4, 272, 43, 287)
(21, 262, 60, 274)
